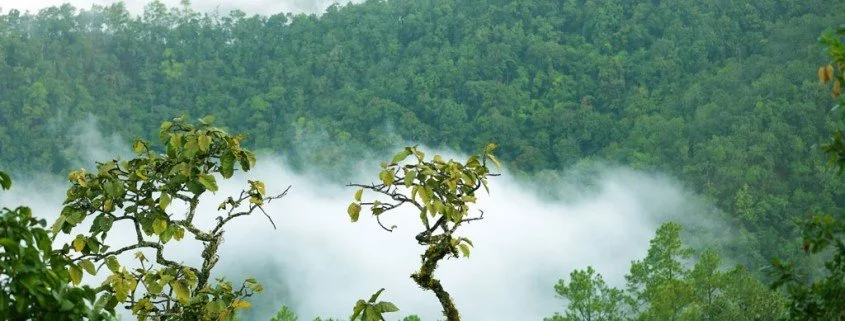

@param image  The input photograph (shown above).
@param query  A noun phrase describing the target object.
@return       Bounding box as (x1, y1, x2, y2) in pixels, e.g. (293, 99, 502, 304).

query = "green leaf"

(354, 188, 363, 202)
(197, 134, 211, 152)
(368, 288, 385, 303)
(159, 192, 172, 211)
(220, 151, 236, 178)
(404, 170, 416, 187)
(375, 301, 399, 313)
(379, 170, 395, 185)
(197, 174, 218, 192)
(79, 259, 96, 275)
(133, 140, 145, 153)
(106, 256, 120, 273)
(153, 218, 167, 235)
(351, 300, 367, 320)
(199, 115, 216, 125)
(170, 280, 190, 304)
(487, 154, 501, 169)
(459, 243, 471, 257)
(183, 139, 199, 157)
(0, 171, 10, 190)
(365, 306, 379, 321)
(348, 203, 362, 222)
(174, 227, 185, 241)
(69, 265, 83, 285)
(391, 149, 412, 164)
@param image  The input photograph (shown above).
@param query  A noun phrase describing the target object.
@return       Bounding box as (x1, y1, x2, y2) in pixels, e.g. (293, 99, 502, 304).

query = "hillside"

(1, 0, 844, 272)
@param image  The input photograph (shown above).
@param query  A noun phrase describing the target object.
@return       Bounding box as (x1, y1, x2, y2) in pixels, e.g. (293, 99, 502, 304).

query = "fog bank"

(0, 148, 714, 320)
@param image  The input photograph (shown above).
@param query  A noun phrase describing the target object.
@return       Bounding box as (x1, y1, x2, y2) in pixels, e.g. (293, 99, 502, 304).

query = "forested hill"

(1, 0, 844, 268)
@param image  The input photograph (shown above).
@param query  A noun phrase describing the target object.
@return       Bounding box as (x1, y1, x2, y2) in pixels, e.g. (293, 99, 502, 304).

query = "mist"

(0, 122, 719, 321)
(0, 0, 361, 16)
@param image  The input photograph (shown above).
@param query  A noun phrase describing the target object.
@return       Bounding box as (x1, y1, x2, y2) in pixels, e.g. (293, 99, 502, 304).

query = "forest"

(1, 0, 844, 320)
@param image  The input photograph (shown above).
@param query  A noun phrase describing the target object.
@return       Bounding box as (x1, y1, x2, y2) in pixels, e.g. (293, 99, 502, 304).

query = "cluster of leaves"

(349, 145, 499, 321)
(50, 117, 283, 320)
(548, 222, 786, 321)
(350, 288, 399, 321)
(0, 171, 113, 320)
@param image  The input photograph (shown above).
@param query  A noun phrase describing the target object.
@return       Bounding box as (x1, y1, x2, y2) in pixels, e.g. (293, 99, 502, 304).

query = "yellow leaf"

(69, 265, 83, 285)
(170, 280, 190, 304)
(153, 218, 167, 235)
(159, 193, 171, 211)
(73, 236, 85, 252)
(819, 66, 827, 83)
(354, 188, 363, 202)
(232, 299, 252, 309)
(348, 203, 361, 222)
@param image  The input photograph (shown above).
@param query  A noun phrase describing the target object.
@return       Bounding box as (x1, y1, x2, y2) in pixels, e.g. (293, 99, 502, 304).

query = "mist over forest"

(1, 0, 844, 320)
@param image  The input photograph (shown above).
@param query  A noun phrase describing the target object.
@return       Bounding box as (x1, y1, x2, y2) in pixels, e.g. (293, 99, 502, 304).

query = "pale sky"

(0, 0, 358, 16)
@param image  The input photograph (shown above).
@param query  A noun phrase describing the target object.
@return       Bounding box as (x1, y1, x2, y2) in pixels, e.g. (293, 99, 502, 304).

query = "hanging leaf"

(69, 265, 83, 285)
(348, 203, 362, 222)
(170, 280, 190, 304)
(159, 192, 171, 210)
(355, 188, 363, 201)
(220, 151, 236, 178)
(197, 174, 218, 192)
(459, 244, 471, 257)
(197, 134, 211, 152)
(79, 259, 97, 275)
(106, 256, 120, 273)
(153, 218, 167, 235)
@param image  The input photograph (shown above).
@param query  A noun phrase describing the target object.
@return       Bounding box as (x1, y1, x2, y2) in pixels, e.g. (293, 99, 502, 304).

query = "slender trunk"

(411, 237, 460, 321)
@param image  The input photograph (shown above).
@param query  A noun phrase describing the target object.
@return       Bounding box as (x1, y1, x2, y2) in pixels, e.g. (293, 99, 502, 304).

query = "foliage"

(549, 222, 785, 321)
(350, 288, 400, 321)
(349, 145, 499, 321)
(770, 24, 845, 321)
(0, 170, 114, 320)
(1, 0, 844, 274)
(269, 305, 299, 321)
(545, 266, 624, 321)
(51, 117, 287, 320)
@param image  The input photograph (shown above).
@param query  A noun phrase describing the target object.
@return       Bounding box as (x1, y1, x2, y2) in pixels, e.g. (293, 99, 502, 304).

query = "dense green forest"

(1, 0, 845, 320)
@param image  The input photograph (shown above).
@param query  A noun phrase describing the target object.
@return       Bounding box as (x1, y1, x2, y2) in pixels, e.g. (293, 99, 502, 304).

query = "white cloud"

(1, 146, 711, 320)
(0, 0, 361, 16)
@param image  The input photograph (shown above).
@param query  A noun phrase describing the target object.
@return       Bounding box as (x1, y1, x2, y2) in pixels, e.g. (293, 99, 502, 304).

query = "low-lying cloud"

(0, 147, 714, 320)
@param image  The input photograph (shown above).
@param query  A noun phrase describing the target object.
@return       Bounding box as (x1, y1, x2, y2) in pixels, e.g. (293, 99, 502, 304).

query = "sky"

(0, 0, 358, 16)
(0, 119, 721, 320)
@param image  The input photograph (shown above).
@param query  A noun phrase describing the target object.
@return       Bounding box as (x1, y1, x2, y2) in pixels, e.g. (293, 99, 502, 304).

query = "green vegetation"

(349, 145, 499, 321)
(547, 222, 786, 321)
(1, 0, 845, 320)
(1, 0, 844, 273)
(1, 170, 113, 320)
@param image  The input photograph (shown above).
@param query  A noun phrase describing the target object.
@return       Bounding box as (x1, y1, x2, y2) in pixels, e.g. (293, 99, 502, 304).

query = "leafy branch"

(348, 144, 500, 321)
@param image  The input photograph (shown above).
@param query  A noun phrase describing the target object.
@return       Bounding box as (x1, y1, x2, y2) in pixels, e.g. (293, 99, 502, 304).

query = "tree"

(50, 117, 288, 320)
(348, 144, 500, 321)
(546, 266, 625, 321)
(625, 222, 694, 321)
(0, 170, 114, 320)
(771, 24, 845, 321)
